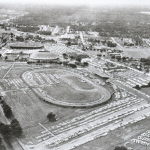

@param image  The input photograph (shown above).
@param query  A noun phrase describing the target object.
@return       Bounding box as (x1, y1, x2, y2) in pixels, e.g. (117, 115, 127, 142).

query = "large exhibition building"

(29, 51, 59, 62)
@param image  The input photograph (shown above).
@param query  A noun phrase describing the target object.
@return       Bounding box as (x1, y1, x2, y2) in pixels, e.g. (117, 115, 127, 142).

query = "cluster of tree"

(124, 42, 134, 46)
(11, 5, 150, 38)
(13, 5, 80, 26)
(37, 31, 52, 35)
(140, 58, 149, 62)
(0, 34, 8, 44)
(0, 119, 23, 139)
(0, 123, 12, 139)
(63, 53, 89, 61)
(1, 101, 13, 119)
(133, 85, 141, 90)
(140, 58, 150, 66)
(62, 62, 77, 68)
(105, 62, 116, 68)
(16, 36, 24, 42)
(134, 82, 150, 89)
(82, 44, 93, 51)
(114, 146, 127, 150)
(17, 26, 39, 33)
(133, 36, 143, 46)
(0, 136, 5, 150)
(0, 99, 23, 139)
(47, 112, 57, 122)
(111, 56, 121, 62)
(9, 33, 14, 41)
(76, 57, 82, 62)
(61, 39, 78, 47)
(87, 38, 100, 43)
(77, 62, 89, 67)
(66, 41, 71, 47)
(10, 119, 23, 137)
(69, 25, 90, 32)
(62, 53, 68, 59)
(0, 137, 3, 145)
(4, 56, 8, 61)
(97, 54, 107, 58)
(15, 34, 56, 43)
(141, 82, 150, 88)
(63, 61, 88, 68)
(62, 53, 89, 67)
(88, 39, 117, 47)
(27, 60, 62, 65)
(111, 56, 128, 62)
(107, 41, 117, 47)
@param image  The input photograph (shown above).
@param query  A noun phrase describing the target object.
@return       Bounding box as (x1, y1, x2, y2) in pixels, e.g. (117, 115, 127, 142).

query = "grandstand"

(9, 42, 44, 49)
(29, 51, 59, 62)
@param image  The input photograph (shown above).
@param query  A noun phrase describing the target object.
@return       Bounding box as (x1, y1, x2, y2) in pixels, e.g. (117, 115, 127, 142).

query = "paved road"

(2, 62, 16, 79)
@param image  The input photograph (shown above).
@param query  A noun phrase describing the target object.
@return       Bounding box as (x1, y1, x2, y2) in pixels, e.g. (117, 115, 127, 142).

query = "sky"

(0, 0, 150, 6)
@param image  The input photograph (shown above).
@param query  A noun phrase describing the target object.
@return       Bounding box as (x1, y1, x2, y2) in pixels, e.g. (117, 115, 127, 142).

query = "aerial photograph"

(0, 0, 150, 150)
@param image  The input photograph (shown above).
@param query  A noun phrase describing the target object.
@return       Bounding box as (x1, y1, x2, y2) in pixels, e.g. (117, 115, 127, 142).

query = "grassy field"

(121, 47, 150, 58)
(140, 87, 150, 95)
(66, 76, 94, 90)
(42, 83, 99, 103)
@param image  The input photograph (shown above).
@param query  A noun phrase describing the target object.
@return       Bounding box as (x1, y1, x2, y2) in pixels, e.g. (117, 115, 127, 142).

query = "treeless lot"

(121, 47, 150, 58)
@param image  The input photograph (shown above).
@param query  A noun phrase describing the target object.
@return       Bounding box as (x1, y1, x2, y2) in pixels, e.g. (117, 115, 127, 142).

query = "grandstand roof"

(30, 51, 59, 60)
(9, 42, 44, 49)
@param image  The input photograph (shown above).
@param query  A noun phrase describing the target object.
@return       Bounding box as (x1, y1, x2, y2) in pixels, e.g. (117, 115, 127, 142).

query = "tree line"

(0, 98, 23, 148)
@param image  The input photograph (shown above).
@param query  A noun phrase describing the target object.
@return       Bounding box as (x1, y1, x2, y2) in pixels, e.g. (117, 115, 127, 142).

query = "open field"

(121, 47, 150, 58)
(140, 87, 150, 95)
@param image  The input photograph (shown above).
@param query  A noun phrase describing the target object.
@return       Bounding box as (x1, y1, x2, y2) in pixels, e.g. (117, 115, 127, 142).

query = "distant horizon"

(0, 0, 150, 7)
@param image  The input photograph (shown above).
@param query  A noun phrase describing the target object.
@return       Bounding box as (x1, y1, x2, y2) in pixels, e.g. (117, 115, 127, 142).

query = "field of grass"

(66, 76, 94, 90)
(140, 87, 150, 95)
(42, 83, 100, 103)
(121, 47, 150, 58)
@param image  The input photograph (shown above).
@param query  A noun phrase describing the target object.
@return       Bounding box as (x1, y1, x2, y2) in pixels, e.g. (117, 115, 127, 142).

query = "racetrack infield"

(22, 69, 111, 107)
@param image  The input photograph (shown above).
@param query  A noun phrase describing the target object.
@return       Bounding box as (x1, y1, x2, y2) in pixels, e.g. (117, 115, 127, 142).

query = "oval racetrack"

(22, 69, 111, 107)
